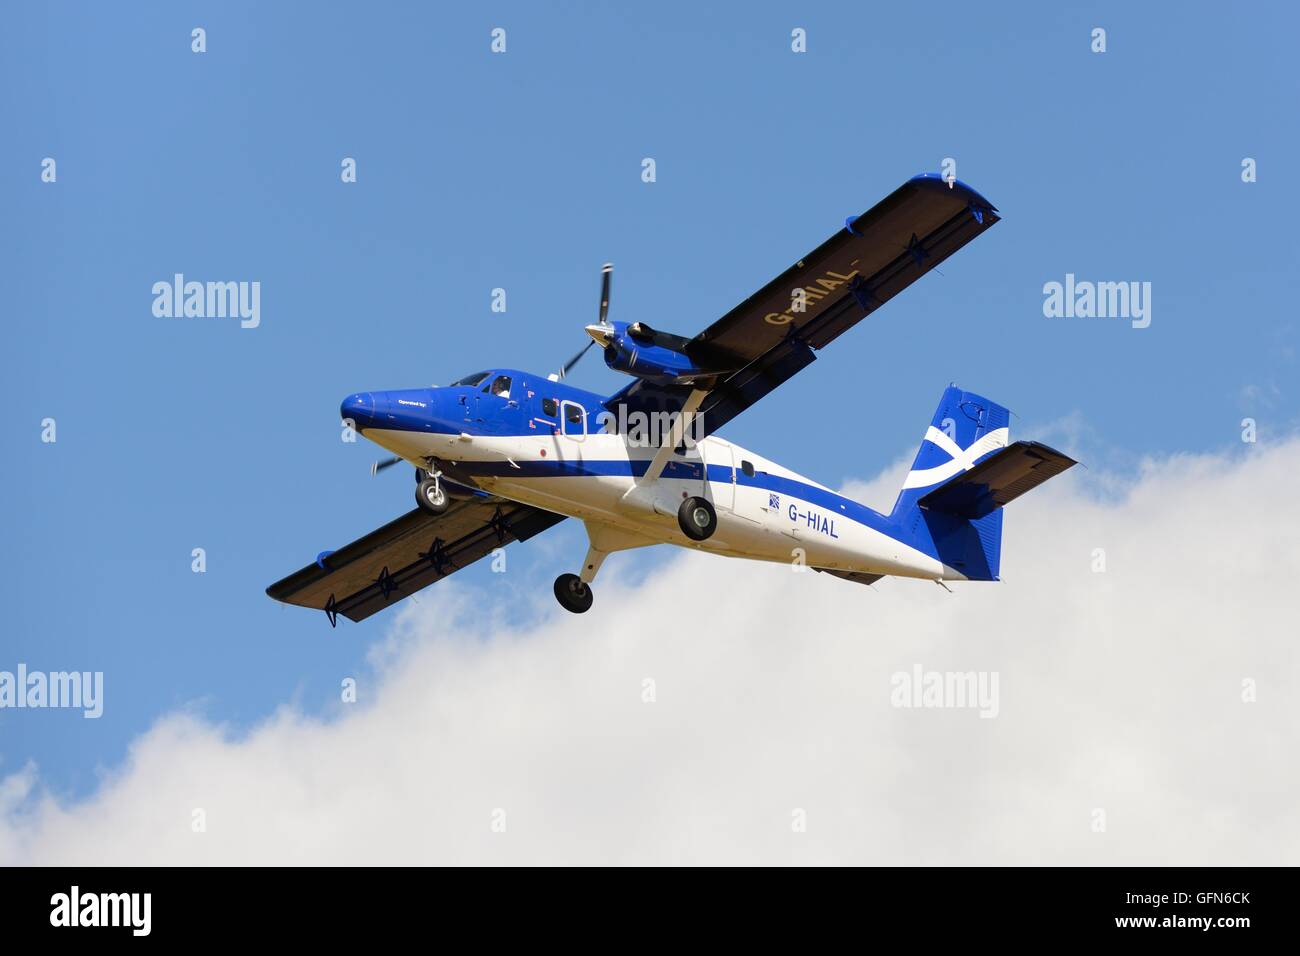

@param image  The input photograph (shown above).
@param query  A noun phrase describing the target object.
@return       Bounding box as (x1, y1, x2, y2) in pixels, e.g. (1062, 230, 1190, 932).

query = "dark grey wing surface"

(607, 174, 1000, 437)
(267, 500, 565, 624)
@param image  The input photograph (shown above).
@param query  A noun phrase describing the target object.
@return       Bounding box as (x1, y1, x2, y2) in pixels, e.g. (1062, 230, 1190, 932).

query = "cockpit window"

(489, 375, 512, 398)
(451, 372, 489, 387)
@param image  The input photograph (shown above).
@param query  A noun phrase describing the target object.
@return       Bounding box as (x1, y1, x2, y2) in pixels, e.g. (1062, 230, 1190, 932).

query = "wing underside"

(266, 499, 566, 624)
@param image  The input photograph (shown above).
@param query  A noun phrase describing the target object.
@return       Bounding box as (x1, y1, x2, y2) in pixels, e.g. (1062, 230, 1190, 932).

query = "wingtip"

(908, 172, 999, 214)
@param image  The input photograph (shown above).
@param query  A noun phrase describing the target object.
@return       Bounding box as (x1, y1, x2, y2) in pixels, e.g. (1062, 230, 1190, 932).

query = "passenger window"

(542, 398, 558, 417)
(741, 460, 755, 477)
(560, 401, 586, 438)
(490, 375, 512, 398)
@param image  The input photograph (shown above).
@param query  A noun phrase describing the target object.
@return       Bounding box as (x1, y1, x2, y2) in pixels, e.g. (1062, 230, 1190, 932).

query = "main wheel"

(553, 573, 594, 614)
(677, 496, 717, 541)
(415, 477, 450, 515)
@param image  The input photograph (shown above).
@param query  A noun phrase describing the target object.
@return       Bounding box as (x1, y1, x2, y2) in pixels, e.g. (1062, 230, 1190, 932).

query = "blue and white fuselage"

(341, 370, 1001, 585)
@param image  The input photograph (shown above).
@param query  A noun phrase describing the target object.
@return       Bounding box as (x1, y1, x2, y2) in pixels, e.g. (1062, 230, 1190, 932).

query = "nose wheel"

(415, 474, 450, 515)
(553, 573, 594, 614)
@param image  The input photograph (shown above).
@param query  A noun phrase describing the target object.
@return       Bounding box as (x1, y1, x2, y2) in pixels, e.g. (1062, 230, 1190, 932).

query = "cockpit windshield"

(450, 371, 490, 388)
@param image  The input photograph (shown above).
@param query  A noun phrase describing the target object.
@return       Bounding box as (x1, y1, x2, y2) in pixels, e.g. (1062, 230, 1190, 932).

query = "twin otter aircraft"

(268, 174, 1075, 623)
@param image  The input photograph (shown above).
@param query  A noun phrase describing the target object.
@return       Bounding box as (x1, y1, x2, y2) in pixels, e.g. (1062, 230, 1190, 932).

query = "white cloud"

(2, 439, 1298, 865)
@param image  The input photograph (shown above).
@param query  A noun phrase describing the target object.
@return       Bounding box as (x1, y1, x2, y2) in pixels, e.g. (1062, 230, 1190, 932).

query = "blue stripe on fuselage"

(457, 456, 906, 542)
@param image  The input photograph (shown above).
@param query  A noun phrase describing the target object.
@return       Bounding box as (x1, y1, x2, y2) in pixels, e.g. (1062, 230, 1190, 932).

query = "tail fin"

(891, 385, 1075, 581)
(890, 385, 1012, 520)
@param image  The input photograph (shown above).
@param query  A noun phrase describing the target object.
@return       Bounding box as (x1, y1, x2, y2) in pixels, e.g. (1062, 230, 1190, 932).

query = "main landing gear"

(551, 499, 717, 614)
(553, 536, 611, 615)
(677, 496, 716, 541)
(553, 573, 594, 613)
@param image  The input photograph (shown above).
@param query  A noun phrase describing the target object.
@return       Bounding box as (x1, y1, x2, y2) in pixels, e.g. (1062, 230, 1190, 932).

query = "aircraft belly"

(488, 474, 632, 524)
(358, 427, 444, 461)
(494, 472, 938, 579)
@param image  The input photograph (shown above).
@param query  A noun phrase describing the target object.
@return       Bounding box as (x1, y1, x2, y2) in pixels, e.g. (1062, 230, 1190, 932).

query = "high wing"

(606, 173, 999, 435)
(266, 499, 566, 624)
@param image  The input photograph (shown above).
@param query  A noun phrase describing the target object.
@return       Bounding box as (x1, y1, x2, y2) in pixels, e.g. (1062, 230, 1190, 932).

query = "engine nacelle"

(587, 321, 717, 384)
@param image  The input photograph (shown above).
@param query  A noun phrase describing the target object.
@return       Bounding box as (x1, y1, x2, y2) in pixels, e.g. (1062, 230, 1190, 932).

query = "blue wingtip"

(908, 172, 999, 214)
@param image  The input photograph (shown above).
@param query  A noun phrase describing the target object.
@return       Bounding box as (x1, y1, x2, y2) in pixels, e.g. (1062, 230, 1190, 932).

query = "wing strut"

(641, 388, 708, 483)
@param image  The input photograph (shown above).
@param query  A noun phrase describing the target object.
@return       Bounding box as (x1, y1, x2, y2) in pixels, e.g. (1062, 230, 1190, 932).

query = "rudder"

(890, 385, 1012, 581)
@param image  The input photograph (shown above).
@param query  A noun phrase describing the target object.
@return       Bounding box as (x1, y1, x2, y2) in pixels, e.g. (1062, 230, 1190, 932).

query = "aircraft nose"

(340, 392, 376, 430)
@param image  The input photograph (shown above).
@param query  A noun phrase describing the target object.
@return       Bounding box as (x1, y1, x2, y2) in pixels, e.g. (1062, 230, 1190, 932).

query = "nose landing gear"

(415, 472, 450, 515)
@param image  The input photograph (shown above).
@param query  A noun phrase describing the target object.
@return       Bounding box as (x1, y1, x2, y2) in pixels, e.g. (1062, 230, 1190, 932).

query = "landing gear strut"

(553, 536, 611, 614)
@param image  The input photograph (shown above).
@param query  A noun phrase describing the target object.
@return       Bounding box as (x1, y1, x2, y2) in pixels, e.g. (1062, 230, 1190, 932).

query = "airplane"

(267, 173, 1076, 624)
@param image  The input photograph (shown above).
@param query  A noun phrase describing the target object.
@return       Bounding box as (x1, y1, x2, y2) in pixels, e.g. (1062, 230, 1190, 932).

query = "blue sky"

(3, 1, 1296, 799)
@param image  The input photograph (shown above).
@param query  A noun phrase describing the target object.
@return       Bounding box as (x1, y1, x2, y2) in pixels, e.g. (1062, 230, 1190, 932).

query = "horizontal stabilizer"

(917, 441, 1076, 520)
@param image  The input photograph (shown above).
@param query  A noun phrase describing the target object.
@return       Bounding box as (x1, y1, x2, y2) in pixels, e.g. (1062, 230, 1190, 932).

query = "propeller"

(558, 342, 593, 381)
(370, 455, 403, 476)
(556, 263, 612, 381)
(598, 261, 612, 325)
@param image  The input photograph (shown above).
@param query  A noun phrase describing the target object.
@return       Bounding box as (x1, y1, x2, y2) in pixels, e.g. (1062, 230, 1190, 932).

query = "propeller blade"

(555, 262, 612, 381)
(558, 341, 595, 380)
(370, 456, 403, 477)
(598, 262, 612, 325)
